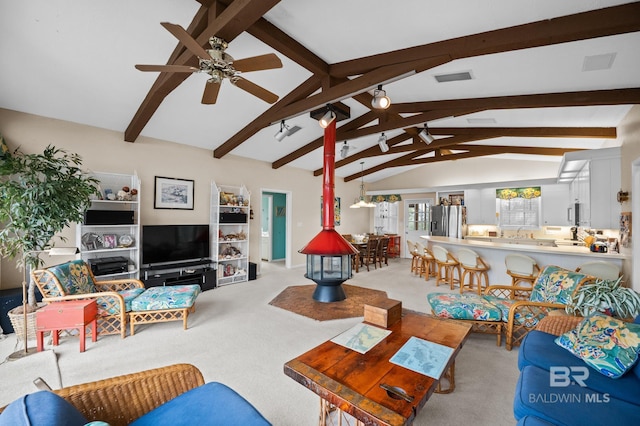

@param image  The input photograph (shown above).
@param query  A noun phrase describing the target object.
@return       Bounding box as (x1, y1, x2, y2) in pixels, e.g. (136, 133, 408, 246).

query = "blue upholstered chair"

(0, 364, 271, 426)
(427, 265, 595, 350)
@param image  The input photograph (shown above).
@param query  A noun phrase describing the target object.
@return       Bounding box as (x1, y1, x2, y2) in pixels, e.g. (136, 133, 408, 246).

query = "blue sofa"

(514, 315, 640, 425)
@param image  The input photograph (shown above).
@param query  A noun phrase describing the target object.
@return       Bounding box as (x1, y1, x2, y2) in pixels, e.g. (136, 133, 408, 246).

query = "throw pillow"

(555, 312, 640, 378)
(0, 391, 88, 426)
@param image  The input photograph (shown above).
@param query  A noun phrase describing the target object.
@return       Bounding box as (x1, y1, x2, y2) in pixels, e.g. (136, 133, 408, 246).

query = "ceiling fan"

(135, 22, 282, 105)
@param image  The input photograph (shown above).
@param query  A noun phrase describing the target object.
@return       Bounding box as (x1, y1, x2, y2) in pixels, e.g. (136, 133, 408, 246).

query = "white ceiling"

(1, 0, 638, 182)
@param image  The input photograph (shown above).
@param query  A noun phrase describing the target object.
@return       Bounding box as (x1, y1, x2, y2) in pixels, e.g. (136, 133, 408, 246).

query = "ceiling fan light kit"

(419, 124, 435, 144)
(371, 84, 391, 109)
(135, 23, 282, 105)
(378, 133, 389, 152)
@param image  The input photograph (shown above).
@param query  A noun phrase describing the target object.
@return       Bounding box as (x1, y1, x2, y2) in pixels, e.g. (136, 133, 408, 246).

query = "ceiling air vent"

(434, 71, 473, 83)
(582, 53, 616, 72)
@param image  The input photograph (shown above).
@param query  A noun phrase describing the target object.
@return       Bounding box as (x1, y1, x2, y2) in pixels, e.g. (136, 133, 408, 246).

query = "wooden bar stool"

(505, 253, 539, 298)
(457, 248, 490, 294)
(432, 245, 461, 290)
(406, 240, 421, 274)
(415, 241, 436, 280)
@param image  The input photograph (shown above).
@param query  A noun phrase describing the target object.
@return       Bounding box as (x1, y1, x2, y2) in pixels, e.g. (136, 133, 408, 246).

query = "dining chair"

(376, 236, 390, 267)
(361, 238, 379, 271)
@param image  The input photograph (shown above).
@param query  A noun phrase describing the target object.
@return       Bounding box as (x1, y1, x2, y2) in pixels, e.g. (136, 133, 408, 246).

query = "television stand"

(141, 261, 216, 291)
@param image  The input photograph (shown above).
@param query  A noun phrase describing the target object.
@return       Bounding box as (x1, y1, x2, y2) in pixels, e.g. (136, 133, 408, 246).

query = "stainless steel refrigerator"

(430, 205, 466, 238)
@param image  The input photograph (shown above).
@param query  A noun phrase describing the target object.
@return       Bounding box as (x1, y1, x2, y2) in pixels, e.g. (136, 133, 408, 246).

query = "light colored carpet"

(0, 259, 519, 425)
(0, 345, 62, 406)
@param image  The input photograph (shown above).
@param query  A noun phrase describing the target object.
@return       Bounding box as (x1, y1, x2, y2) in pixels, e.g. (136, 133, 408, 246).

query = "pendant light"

(350, 162, 376, 208)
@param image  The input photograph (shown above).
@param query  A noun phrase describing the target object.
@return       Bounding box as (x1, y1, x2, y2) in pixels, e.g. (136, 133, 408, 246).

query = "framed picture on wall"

(154, 176, 194, 210)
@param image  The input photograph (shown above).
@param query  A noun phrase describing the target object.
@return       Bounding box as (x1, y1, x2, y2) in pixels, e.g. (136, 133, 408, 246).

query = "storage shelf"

(211, 182, 250, 286)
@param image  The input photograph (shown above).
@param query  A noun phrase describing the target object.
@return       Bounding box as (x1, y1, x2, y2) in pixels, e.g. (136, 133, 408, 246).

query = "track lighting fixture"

(340, 142, 350, 159)
(274, 120, 301, 141)
(378, 133, 389, 153)
(418, 123, 434, 144)
(318, 110, 336, 128)
(371, 85, 391, 109)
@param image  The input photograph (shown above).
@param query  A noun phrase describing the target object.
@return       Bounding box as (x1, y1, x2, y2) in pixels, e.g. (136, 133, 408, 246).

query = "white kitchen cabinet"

(464, 188, 496, 225)
(541, 183, 571, 225)
(590, 157, 621, 229)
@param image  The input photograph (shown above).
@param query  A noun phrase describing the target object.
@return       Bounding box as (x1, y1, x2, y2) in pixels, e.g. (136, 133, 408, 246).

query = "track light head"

(274, 120, 289, 141)
(371, 84, 391, 109)
(340, 142, 350, 159)
(378, 133, 389, 153)
(319, 110, 336, 128)
(418, 124, 434, 144)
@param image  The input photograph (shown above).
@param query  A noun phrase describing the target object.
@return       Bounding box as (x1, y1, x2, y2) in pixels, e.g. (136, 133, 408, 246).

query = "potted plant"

(0, 138, 100, 354)
(565, 276, 640, 320)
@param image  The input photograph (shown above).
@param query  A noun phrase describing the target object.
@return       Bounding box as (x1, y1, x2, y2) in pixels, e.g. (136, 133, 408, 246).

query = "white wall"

(0, 109, 370, 289)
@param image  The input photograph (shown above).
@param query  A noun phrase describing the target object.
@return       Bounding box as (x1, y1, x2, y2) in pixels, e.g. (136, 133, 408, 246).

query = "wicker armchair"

(55, 363, 204, 425)
(31, 259, 145, 338)
(428, 265, 595, 350)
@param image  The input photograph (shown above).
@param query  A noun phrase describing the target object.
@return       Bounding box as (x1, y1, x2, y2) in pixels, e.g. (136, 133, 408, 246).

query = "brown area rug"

(268, 284, 389, 321)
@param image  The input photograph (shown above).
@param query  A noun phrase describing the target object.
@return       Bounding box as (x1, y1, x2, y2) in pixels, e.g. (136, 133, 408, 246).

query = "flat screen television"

(142, 224, 210, 267)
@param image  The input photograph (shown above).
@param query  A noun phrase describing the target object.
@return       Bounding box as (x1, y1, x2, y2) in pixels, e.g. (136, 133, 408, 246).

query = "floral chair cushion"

(555, 312, 640, 378)
(48, 260, 97, 296)
(529, 265, 588, 305)
(95, 288, 146, 315)
(131, 284, 201, 311)
(427, 293, 502, 321)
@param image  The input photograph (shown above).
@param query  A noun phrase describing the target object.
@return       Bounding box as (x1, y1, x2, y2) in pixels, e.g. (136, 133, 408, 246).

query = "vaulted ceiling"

(1, 1, 639, 182)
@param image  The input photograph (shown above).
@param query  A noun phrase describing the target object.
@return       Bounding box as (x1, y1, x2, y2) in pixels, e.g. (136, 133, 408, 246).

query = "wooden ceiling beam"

(247, 18, 329, 75)
(390, 88, 640, 114)
(271, 111, 379, 169)
(268, 56, 451, 123)
(331, 3, 640, 77)
(213, 75, 322, 158)
(125, 0, 280, 142)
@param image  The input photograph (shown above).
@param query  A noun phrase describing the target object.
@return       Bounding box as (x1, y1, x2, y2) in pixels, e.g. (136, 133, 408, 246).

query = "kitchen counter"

(421, 235, 628, 285)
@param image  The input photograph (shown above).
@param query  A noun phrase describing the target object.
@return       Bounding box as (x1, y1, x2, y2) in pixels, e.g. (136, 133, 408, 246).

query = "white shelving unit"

(76, 172, 140, 280)
(211, 182, 250, 286)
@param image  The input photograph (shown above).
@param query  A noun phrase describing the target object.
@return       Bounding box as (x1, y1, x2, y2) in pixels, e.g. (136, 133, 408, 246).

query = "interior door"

(404, 198, 434, 258)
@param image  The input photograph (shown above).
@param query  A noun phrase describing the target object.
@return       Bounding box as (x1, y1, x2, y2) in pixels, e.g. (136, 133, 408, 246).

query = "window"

(405, 202, 429, 231)
(496, 187, 542, 229)
(374, 201, 399, 234)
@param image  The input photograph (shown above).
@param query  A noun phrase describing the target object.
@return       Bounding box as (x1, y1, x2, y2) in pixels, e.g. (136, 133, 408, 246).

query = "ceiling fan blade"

(202, 81, 221, 105)
(160, 22, 211, 60)
(233, 54, 283, 73)
(232, 78, 279, 104)
(135, 64, 199, 73)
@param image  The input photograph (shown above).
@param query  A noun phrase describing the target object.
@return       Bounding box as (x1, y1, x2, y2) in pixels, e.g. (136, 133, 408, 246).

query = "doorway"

(404, 198, 434, 258)
(261, 189, 291, 268)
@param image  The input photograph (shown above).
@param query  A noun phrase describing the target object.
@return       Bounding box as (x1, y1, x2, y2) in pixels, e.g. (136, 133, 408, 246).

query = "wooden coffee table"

(284, 313, 472, 426)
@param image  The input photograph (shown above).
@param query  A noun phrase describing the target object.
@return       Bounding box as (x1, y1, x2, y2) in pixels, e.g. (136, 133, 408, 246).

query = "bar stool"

(415, 241, 436, 280)
(432, 245, 461, 290)
(457, 248, 490, 295)
(406, 240, 421, 274)
(576, 261, 621, 280)
(505, 253, 539, 298)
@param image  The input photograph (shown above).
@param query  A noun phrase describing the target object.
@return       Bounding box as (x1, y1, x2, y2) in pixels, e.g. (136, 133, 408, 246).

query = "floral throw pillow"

(555, 312, 640, 378)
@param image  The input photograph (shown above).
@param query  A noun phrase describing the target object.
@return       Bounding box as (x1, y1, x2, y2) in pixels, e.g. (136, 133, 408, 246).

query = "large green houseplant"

(0, 138, 99, 351)
(565, 276, 640, 320)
